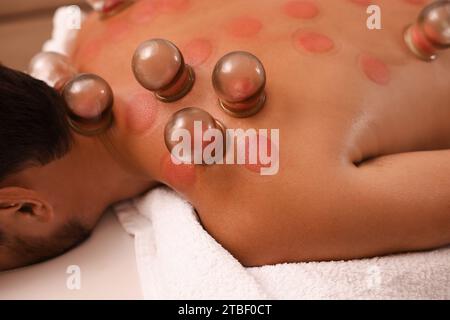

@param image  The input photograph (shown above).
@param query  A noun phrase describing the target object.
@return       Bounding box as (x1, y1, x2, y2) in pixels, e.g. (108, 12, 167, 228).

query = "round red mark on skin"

(294, 30, 335, 53)
(409, 24, 436, 55)
(161, 153, 196, 190)
(283, 0, 319, 19)
(244, 134, 278, 173)
(128, 0, 189, 23)
(227, 77, 257, 102)
(358, 53, 391, 86)
(121, 91, 159, 134)
(226, 16, 263, 38)
(182, 38, 213, 67)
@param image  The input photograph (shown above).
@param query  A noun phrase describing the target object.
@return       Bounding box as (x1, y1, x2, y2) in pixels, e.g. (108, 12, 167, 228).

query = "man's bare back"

(73, 0, 450, 266)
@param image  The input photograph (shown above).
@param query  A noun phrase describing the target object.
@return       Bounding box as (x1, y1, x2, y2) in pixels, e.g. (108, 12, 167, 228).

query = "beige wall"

(0, 0, 84, 16)
(0, 0, 86, 70)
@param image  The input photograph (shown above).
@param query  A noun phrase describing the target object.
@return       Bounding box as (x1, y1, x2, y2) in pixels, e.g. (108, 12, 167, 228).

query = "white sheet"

(116, 187, 450, 300)
(0, 212, 142, 299)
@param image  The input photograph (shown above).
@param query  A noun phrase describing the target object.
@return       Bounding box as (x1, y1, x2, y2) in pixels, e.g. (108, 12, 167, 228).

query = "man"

(0, 65, 151, 270)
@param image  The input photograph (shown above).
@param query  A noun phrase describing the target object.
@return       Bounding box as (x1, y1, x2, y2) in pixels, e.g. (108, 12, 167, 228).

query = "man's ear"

(0, 187, 54, 223)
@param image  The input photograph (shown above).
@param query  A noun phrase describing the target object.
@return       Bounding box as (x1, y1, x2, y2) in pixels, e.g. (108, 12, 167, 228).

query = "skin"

(1, 0, 449, 269)
(0, 135, 151, 270)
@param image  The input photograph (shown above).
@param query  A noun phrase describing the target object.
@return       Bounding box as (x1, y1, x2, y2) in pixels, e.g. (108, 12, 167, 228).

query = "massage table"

(0, 212, 143, 299)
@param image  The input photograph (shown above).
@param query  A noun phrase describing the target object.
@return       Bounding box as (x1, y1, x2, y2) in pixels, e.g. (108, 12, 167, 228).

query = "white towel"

(115, 187, 450, 300)
(42, 5, 86, 56)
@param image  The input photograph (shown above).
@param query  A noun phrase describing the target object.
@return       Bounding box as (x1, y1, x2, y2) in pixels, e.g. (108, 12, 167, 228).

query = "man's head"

(0, 64, 91, 271)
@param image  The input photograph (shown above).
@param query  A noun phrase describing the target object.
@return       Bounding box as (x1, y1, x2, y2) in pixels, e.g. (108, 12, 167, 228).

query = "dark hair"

(0, 64, 85, 270)
(0, 64, 73, 181)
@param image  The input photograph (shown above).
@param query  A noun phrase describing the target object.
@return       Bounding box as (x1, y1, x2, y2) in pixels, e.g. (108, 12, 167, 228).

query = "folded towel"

(42, 5, 86, 56)
(115, 187, 450, 300)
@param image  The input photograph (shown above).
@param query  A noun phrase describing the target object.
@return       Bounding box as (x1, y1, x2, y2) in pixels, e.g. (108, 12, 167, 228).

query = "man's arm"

(231, 150, 450, 266)
(338, 149, 450, 257)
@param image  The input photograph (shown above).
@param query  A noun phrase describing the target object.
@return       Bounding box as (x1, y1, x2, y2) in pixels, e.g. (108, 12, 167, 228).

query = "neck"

(80, 134, 154, 224)
(48, 134, 153, 226)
